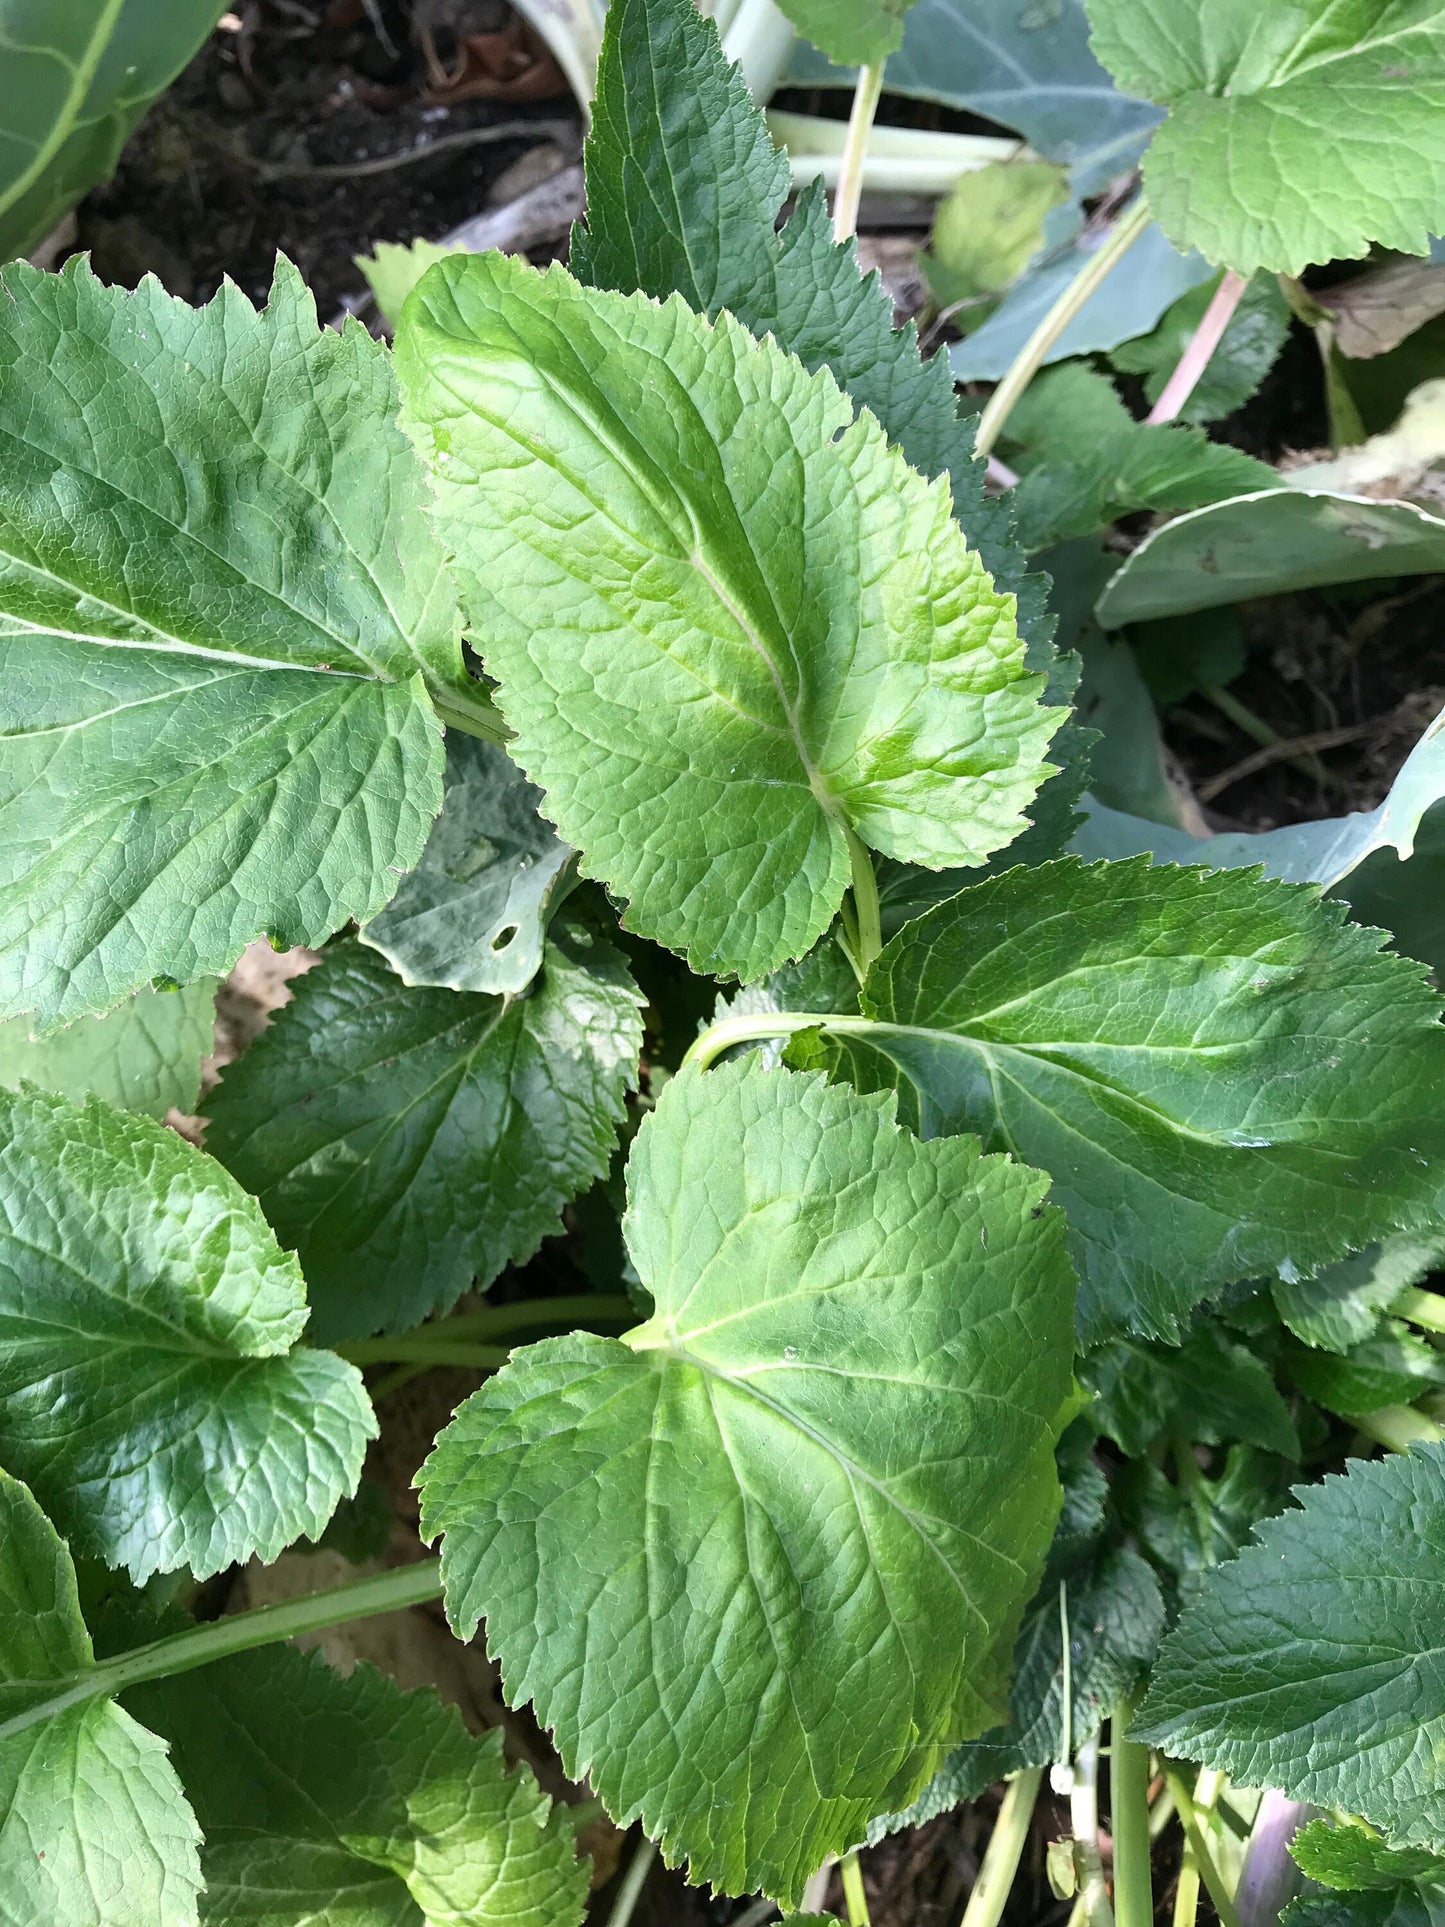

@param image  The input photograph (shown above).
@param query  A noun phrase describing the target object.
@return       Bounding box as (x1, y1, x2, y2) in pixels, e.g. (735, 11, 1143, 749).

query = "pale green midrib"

(426, 333, 846, 809)
(628, 1323, 1027, 1617)
(1268, 13, 1445, 89)
(0, 0, 128, 228)
(0, 611, 374, 681)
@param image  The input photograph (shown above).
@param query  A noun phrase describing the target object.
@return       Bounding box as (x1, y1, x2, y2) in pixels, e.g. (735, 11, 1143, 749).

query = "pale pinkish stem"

(986, 454, 1020, 489)
(1145, 268, 1248, 425)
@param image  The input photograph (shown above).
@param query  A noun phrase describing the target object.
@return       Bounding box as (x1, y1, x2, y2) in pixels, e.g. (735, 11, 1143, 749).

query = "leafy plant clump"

(3, 1, 1445, 1924)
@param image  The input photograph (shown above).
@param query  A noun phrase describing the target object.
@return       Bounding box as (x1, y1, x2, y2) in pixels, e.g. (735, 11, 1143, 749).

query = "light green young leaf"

(359, 735, 573, 998)
(207, 929, 642, 1341)
(0, 1086, 373, 1580)
(126, 1645, 589, 1927)
(572, 0, 1072, 848)
(0, 255, 474, 1029)
(0, 978, 216, 1118)
(773, 0, 919, 66)
(418, 1056, 1078, 1904)
(1111, 271, 1294, 425)
(793, 857, 1445, 1343)
(0, 1, 225, 263)
(356, 237, 466, 330)
(0, 1472, 203, 1927)
(396, 251, 1059, 983)
(1291, 1819, 1445, 1893)
(1087, 0, 1445, 274)
(1137, 1444, 1445, 1849)
(922, 159, 1069, 314)
(1275, 1229, 1445, 1352)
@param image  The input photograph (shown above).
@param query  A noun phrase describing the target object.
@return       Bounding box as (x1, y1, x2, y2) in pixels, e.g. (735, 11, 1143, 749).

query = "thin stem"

(0, 1560, 444, 1744)
(1070, 1733, 1115, 1927)
(346, 1339, 511, 1369)
(1351, 1403, 1445, 1451)
(961, 1767, 1044, 1927)
(681, 1009, 878, 1072)
(974, 195, 1152, 458)
(339, 1294, 636, 1365)
(1171, 1768, 1221, 1927)
(1165, 1770, 1242, 1927)
(841, 1849, 872, 1925)
(845, 829, 884, 976)
(832, 58, 887, 243)
(1111, 1701, 1154, 1927)
(730, 1901, 779, 1927)
(1200, 683, 1338, 794)
(1146, 271, 1248, 425)
(801, 1858, 837, 1912)
(370, 1362, 428, 1400)
(606, 1835, 658, 1927)
(1394, 1287, 1445, 1334)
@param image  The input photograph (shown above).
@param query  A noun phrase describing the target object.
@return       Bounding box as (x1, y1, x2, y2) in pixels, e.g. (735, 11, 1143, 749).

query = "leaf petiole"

(1164, 1769, 1242, 1927)
(681, 1009, 879, 1072)
(0, 1560, 444, 1744)
(960, 1767, 1044, 1927)
(845, 828, 884, 975)
(974, 194, 1152, 458)
(337, 1292, 636, 1366)
(1110, 1699, 1154, 1927)
(832, 59, 887, 244)
(841, 1849, 872, 1925)
(431, 688, 512, 746)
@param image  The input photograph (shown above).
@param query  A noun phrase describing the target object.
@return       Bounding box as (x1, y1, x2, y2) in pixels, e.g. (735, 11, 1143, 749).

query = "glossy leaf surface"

(796, 857, 1445, 1341)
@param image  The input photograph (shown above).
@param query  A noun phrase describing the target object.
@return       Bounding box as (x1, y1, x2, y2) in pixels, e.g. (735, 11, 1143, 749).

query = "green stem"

(832, 58, 887, 244)
(974, 195, 1152, 459)
(730, 1901, 779, 1927)
(961, 1767, 1043, 1927)
(841, 1849, 872, 1926)
(1394, 1287, 1445, 1334)
(1349, 1404, 1445, 1452)
(605, 1835, 658, 1927)
(339, 1293, 636, 1365)
(1111, 1701, 1154, 1927)
(845, 829, 884, 976)
(1200, 684, 1338, 792)
(1071, 1733, 1115, 1927)
(681, 1009, 879, 1072)
(1165, 1770, 1242, 1927)
(0, 1560, 444, 1744)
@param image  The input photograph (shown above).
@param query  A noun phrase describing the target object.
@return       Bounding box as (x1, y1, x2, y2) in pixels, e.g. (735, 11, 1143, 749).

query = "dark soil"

(77, 8, 1439, 1923)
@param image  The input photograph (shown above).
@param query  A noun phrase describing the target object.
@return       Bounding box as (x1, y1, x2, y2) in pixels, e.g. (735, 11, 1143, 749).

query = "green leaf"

(1002, 363, 1280, 548)
(1292, 1819, 1445, 1893)
(1096, 490, 1445, 628)
(1276, 1229, 1445, 1352)
(1285, 1322, 1445, 1416)
(1115, 1445, 1295, 1610)
(1088, 0, 1445, 274)
(872, 1431, 1163, 1834)
(1137, 1443, 1445, 1847)
(126, 1645, 589, 1927)
(786, 0, 1162, 197)
(397, 251, 1058, 983)
(359, 735, 573, 998)
(1086, 1324, 1299, 1459)
(0, 255, 469, 1028)
(1111, 271, 1293, 425)
(1285, 1893, 1445, 1927)
(772, 0, 918, 66)
(206, 929, 643, 1341)
(0, 1471, 203, 1927)
(0, 979, 216, 1118)
(0, 1085, 374, 1580)
(573, 0, 1067, 849)
(793, 856, 1445, 1343)
(950, 207, 1212, 382)
(922, 160, 1070, 313)
(1130, 607, 1245, 710)
(0, 1, 225, 263)
(418, 1056, 1078, 1904)
(356, 238, 467, 330)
